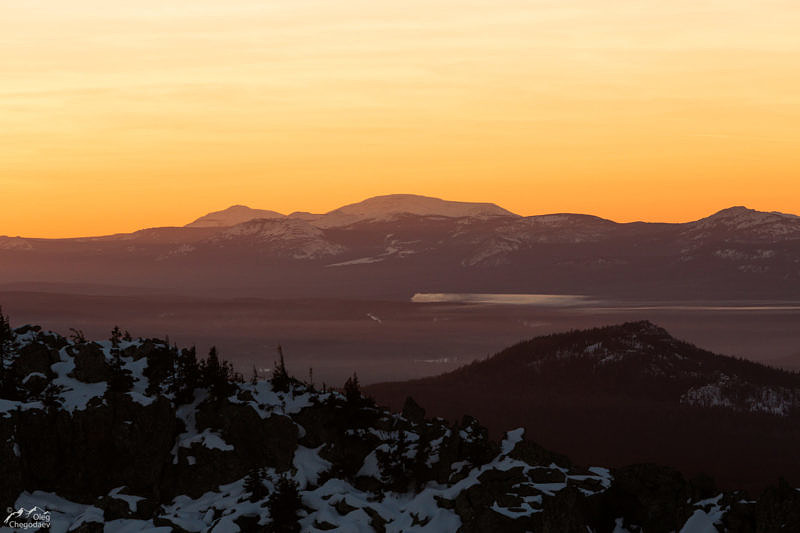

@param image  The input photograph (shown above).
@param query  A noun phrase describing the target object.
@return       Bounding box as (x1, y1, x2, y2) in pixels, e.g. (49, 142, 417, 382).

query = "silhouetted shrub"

(69, 328, 87, 344)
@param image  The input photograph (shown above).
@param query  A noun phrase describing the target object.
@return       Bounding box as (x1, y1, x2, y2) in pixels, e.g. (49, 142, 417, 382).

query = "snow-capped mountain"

(2, 197, 800, 300)
(312, 194, 517, 228)
(2, 319, 799, 532)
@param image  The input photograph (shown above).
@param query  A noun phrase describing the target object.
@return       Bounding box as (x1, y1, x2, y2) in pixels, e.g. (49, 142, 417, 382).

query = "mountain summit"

(689, 205, 800, 240)
(314, 194, 518, 227)
(185, 205, 285, 228)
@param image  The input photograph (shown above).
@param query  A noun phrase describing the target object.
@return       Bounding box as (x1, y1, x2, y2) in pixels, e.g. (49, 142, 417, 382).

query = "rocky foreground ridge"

(1, 314, 799, 532)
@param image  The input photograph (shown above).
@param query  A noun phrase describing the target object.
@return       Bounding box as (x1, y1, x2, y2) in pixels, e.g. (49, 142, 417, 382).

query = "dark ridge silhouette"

(367, 321, 800, 491)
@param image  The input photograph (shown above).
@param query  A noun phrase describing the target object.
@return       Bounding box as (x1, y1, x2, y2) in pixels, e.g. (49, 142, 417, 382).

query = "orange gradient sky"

(2, 0, 800, 237)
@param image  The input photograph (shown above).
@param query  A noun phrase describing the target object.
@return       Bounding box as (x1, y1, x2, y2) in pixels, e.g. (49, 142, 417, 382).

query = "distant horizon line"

(2, 194, 797, 241)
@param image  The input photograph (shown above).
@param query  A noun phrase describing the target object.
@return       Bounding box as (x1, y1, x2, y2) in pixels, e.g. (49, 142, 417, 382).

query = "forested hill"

(367, 321, 800, 491)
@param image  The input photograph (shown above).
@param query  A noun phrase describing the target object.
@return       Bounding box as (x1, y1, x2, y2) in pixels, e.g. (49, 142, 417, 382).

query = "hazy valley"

(2, 194, 799, 386)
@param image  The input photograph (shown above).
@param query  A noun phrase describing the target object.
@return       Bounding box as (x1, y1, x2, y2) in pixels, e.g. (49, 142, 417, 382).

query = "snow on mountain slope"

(686, 206, 800, 241)
(185, 205, 285, 228)
(460, 214, 618, 266)
(5, 200, 800, 300)
(0, 236, 33, 250)
(208, 218, 345, 259)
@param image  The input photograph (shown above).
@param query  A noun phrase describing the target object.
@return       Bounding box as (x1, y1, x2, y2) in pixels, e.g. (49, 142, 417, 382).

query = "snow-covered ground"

(1, 324, 796, 532)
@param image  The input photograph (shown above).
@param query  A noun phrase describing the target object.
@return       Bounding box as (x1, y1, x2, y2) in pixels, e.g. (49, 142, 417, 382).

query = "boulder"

(71, 343, 113, 383)
(12, 342, 59, 380)
(401, 396, 426, 423)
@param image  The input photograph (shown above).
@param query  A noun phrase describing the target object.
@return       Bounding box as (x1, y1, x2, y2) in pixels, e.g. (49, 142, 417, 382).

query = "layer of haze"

(2, 0, 800, 237)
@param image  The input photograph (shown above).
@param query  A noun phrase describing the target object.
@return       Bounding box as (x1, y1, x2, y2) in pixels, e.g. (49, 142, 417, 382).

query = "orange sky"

(2, 0, 800, 238)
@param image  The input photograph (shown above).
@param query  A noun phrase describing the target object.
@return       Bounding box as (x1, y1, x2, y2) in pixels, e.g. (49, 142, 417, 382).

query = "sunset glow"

(2, 0, 800, 237)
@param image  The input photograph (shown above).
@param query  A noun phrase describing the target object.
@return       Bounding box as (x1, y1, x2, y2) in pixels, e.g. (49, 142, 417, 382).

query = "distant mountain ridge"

(2, 195, 800, 300)
(4, 194, 799, 242)
(183, 194, 518, 230)
(181, 197, 800, 232)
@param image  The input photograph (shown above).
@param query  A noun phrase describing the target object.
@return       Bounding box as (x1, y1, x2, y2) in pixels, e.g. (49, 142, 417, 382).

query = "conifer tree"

(201, 346, 236, 401)
(107, 325, 132, 393)
(172, 346, 200, 404)
(200, 346, 216, 390)
(244, 467, 269, 502)
(270, 345, 292, 393)
(110, 325, 122, 347)
(109, 353, 132, 393)
(0, 307, 12, 346)
(267, 476, 302, 533)
(0, 307, 15, 397)
(344, 373, 361, 405)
